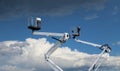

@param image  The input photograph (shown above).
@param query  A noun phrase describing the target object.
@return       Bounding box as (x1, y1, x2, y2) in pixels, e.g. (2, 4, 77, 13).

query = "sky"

(0, 0, 120, 71)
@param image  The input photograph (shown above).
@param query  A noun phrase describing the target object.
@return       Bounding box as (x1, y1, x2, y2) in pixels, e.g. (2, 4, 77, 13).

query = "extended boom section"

(88, 48, 109, 71)
(33, 32, 64, 37)
(75, 39, 101, 47)
(45, 33, 69, 71)
(74, 39, 111, 71)
(28, 17, 71, 71)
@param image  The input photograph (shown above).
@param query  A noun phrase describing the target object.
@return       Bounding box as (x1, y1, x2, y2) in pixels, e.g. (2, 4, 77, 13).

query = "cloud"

(0, 65, 33, 71)
(112, 6, 119, 15)
(84, 14, 98, 20)
(0, 0, 106, 18)
(113, 41, 120, 46)
(116, 41, 120, 45)
(0, 38, 120, 71)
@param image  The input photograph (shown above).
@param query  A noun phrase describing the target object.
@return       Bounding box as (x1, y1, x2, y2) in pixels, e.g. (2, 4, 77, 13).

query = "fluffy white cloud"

(0, 65, 33, 71)
(0, 38, 120, 71)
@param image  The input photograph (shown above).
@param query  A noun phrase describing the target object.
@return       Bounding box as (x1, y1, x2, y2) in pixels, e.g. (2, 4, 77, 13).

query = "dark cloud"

(0, 0, 106, 18)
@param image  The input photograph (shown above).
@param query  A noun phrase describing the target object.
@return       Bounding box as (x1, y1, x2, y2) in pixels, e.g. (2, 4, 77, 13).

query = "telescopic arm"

(33, 32, 64, 37)
(45, 33, 69, 71)
(74, 39, 111, 71)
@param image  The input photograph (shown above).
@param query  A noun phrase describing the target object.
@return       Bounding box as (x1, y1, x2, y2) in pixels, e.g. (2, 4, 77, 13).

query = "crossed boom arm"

(45, 33, 69, 71)
(45, 37, 65, 71)
(75, 39, 111, 71)
(33, 31, 69, 71)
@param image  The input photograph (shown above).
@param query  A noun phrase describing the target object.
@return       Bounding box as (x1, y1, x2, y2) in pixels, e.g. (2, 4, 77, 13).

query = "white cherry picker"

(72, 27, 111, 71)
(28, 17, 69, 71)
(28, 17, 111, 71)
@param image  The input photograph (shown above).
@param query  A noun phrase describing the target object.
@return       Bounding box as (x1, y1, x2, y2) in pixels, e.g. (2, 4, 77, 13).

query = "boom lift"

(34, 32, 69, 71)
(28, 17, 69, 71)
(74, 38, 111, 71)
(72, 27, 111, 71)
(28, 17, 111, 71)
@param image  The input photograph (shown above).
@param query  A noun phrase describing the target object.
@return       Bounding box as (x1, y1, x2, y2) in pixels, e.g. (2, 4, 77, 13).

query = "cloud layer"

(0, 38, 120, 71)
(0, 0, 106, 18)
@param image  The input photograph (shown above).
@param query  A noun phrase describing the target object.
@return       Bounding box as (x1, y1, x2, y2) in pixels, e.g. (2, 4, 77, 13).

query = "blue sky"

(0, 0, 120, 71)
(0, 0, 120, 55)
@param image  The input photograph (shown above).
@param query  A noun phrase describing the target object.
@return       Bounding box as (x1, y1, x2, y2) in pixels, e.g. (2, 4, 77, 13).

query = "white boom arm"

(33, 32, 64, 37)
(74, 39, 111, 71)
(45, 33, 69, 71)
(47, 58, 63, 71)
(45, 40, 62, 58)
(75, 39, 101, 47)
(88, 48, 108, 71)
(32, 31, 69, 71)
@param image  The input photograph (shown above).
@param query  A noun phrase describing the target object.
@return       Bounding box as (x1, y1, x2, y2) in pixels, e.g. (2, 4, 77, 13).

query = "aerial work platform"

(27, 17, 111, 71)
